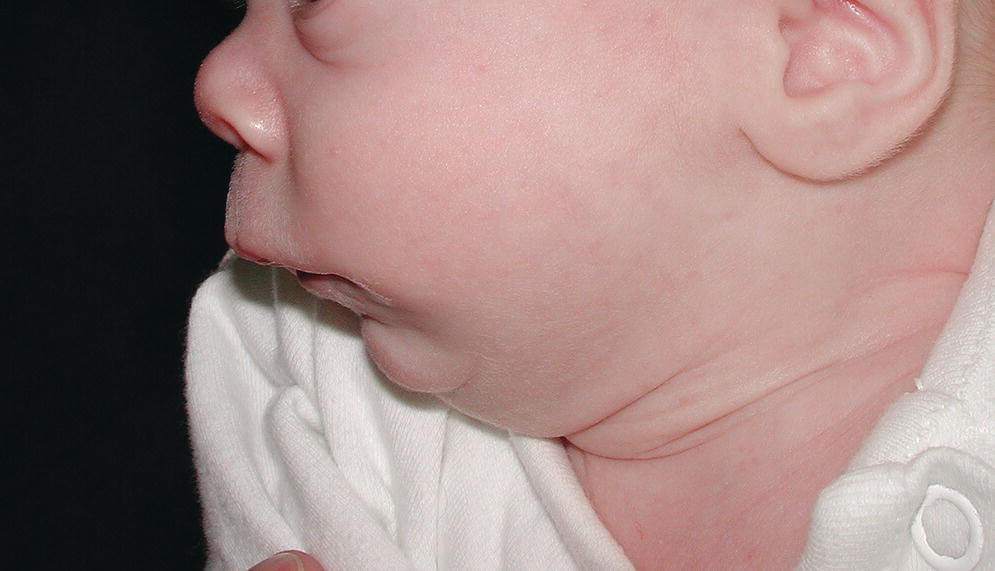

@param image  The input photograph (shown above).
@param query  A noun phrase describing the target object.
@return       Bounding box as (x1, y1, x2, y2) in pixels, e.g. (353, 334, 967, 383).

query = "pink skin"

(197, 0, 994, 567)
(196, 0, 728, 436)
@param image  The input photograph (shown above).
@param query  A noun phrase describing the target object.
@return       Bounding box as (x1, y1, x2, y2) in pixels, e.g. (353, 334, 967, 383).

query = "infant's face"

(197, 0, 725, 435)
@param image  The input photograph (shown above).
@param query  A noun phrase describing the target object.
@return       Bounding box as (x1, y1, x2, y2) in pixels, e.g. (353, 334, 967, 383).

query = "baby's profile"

(188, 0, 995, 568)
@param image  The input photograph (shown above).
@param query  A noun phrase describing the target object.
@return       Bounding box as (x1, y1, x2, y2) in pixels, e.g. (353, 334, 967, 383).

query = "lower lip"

(295, 271, 389, 316)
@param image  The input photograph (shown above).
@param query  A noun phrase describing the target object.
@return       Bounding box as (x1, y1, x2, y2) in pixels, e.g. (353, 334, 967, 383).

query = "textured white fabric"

(186, 204, 995, 570)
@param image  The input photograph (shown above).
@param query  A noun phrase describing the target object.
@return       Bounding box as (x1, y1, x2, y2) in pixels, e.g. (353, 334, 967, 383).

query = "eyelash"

(288, 0, 320, 13)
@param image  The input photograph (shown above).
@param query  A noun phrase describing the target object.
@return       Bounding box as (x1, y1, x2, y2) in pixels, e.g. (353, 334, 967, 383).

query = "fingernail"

(249, 551, 304, 571)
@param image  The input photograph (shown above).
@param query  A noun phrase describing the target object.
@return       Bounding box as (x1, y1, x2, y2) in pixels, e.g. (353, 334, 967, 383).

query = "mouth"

(294, 271, 392, 317)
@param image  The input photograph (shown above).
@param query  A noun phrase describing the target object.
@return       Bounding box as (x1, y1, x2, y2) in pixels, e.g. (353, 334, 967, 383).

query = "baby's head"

(196, 1, 994, 441)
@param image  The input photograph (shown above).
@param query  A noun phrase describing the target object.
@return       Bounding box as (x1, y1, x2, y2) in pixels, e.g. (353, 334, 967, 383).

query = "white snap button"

(911, 484, 984, 570)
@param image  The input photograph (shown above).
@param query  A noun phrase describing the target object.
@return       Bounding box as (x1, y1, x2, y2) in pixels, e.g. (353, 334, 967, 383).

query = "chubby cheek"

(297, 128, 631, 429)
(281, 18, 670, 431)
(286, 0, 673, 295)
(291, 73, 587, 292)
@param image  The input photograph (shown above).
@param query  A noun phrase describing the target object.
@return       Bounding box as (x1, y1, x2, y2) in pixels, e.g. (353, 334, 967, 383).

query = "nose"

(194, 17, 287, 161)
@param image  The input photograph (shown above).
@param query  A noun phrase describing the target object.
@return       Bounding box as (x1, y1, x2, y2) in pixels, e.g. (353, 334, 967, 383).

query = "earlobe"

(736, 0, 958, 181)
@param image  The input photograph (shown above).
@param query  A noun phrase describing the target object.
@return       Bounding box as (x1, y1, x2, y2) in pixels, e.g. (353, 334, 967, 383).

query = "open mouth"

(295, 271, 367, 314)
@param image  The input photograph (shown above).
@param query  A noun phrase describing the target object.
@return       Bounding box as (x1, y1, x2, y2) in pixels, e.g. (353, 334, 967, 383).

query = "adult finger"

(248, 550, 326, 571)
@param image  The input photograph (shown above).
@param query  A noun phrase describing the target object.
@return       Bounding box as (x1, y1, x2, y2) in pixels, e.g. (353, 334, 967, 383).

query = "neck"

(566, 267, 968, 459)
(566, 291, 957, 568)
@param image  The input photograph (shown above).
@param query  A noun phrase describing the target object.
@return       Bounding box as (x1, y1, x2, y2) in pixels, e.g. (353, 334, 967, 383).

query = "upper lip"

(227, 240, 285, 268)
(235, 250, 279, 266)
(229, 243, 321, 274)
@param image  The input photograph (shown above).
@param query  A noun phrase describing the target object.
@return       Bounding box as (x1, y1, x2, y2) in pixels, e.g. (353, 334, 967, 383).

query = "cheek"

(286, 0, 693, 287)
(292, 71, 586, 287)
(279, 10, 701, 429)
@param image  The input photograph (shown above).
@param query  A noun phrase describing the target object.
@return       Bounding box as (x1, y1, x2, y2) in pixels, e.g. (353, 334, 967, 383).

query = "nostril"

(200, 112, 249, 152)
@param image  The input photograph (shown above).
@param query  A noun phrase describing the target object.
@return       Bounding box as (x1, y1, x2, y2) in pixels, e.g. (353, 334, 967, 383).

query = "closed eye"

(289, 0, 324, 16)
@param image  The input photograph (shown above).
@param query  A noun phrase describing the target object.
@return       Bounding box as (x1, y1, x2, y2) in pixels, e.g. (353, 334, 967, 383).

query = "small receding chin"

(359, 319, 470, 394)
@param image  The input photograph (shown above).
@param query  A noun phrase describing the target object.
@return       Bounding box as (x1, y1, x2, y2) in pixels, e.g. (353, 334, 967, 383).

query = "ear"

(734, 0, 959, 181)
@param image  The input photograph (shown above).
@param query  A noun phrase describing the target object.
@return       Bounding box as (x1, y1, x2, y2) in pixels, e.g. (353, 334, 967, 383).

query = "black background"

(11, 2, 245, 568)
